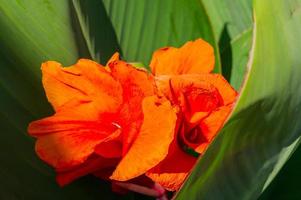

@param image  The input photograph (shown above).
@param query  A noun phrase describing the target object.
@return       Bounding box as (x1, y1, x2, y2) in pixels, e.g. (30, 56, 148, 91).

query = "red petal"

(56, 156, 118, 186)
(196, 105, 233, 153)
(146, 140, 197, 191)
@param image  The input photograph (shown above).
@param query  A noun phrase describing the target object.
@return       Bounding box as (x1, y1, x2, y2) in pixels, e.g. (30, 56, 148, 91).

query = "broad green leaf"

(0, 0, 80, 72)
(201, 0, 253, 89)
(0, 0, 123, 199)
(221, 29, 253, 90)
(175, 0, 301, 199)
(259, 145, 301, 199)
(0, 0, 81, 116)
(71, 0, 121, 64)
(202, 0, 253, 42)
(102, 0, 222, 73)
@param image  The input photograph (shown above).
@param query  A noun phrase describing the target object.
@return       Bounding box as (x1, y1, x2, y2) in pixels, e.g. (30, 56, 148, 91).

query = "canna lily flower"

(28, 55, 158, 187)
(110, 39, 237, 191)
(28, 38, 237, 195)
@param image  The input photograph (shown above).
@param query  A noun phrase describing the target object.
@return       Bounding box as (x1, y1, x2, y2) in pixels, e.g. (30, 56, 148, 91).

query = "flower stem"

(114, 181, 167, 199)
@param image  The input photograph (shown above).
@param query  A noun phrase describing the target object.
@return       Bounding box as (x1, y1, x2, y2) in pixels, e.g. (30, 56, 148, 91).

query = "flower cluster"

(28, 39, 237, 193)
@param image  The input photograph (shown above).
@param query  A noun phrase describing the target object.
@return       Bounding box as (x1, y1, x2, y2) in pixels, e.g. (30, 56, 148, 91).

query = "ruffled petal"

(150, 39, 214, 76)
(110, 96, 177, 181)
(108, 59, 155, 154)
(28, 59, 127, 170)
(28, 105, 117, 136)
(28, 111, 119, 170)
(155, 75, 221, 123)
(155, 74, 237, 154)
(41, 59, 122, 112)
(195, 105, 233, 153)
(155, 74, 237, 117)
(146, 141, 197, 191)
(192, 74, 237, 105)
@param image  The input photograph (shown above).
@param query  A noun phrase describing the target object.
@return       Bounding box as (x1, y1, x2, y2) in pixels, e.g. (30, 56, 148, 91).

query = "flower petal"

(41, 59, 122, 112)
(193, 74, 238, 105)
(146, 141, 197, 191)
(35, 131, 105, 170)
(28, 103, 120, 170)
(29, 59, 126, 170)
(94, 131, 123, 158)
(155, 75, 222, 124)
(150, 39, 214, 75)
(108, 59, 155, 155)
(196, 105, 233, 153)
(156, 74, 237, 115)
(155, 74, 237, 154)
(110, 96, 177, 181)
(56, 156, 118, 186)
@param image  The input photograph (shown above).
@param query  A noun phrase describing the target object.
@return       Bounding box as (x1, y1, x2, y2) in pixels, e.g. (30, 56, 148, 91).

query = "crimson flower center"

(186, 126, 204, 144)
(178, 121, 208, 157)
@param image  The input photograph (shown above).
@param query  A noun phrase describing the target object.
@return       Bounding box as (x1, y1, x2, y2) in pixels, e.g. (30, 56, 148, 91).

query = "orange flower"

(28, 55, 156, 186)
(28, 38, 237, 194)
(110, 39, 237, 191)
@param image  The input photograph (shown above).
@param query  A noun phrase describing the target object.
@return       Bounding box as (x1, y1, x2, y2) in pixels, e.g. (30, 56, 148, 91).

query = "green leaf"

(221, 29, 253, 90)
(175, 0, 301, 199)
(71, 0, 121, 64)
(129, 62, 147, 69)
(0, 0, 80, 116)
(0, 0, 161, 200)
(201, 0, 253, 89)
(201, 0, 253, 41)
(2, 0, 300, 199)
(102, 0, 222, 73)
(259, 145, 301, 199)
(0, 0, 122, 199)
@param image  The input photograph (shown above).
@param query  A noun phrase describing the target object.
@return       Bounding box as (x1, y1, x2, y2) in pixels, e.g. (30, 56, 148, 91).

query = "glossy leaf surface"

(0, 0, 121, 199)
(175, 0, 301, 199)
(102, 0, 221, 72)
